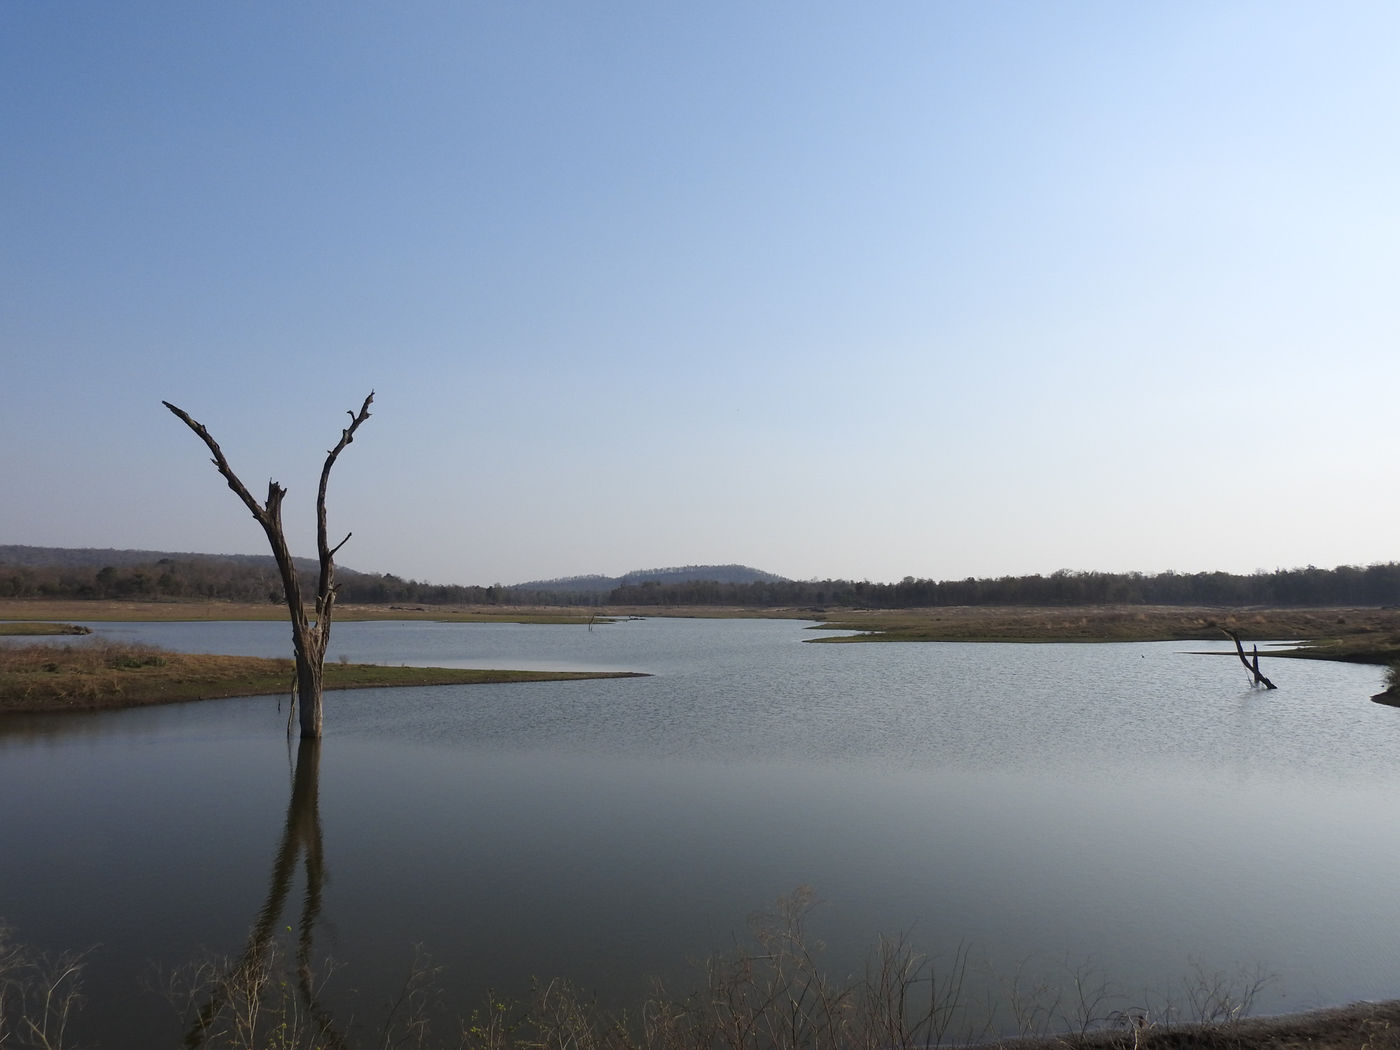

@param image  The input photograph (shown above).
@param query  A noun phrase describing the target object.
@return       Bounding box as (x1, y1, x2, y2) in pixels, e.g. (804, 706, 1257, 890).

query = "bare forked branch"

(1219, 626, 1278, 690)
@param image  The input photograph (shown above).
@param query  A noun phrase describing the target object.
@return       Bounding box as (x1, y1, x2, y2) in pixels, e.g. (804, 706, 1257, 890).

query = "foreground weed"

(0, 923, 88, 1050)
(2, 896, 1286, 1050)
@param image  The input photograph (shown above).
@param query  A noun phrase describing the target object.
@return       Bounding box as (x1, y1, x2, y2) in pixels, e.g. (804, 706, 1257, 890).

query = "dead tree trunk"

(163, 393, 374, 738)
(1220, 627, 1278, 690)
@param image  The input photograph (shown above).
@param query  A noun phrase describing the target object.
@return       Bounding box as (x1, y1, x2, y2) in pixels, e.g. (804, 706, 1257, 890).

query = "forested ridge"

(3, 546, 1399, 609)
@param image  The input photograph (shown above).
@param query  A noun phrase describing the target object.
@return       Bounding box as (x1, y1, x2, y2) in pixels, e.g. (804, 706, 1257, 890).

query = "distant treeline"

(0, 556, 315, 603)
(608, 564, 1400, 608)
(0, 557, 510, 605)
(4, 555, 1400, 609)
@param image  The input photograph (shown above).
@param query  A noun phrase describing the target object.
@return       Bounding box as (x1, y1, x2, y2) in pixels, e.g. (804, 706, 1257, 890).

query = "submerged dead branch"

(1219, 627, 1278, 690)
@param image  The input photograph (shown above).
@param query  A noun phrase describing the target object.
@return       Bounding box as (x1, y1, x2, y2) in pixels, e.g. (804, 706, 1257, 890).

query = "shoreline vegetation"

(3, 599, 1398, 712)
(0, 639, 645, 714)
(806, 604, 1400, 662)
(0, 620, 93, 635)
(2, 889, 1397, 1050)
(987, 1000, 1400, 1050)
(3, 598, 1398, 658)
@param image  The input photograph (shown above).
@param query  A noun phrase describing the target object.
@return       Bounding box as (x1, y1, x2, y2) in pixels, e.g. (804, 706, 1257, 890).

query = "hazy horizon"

(5, 4, 1397, 586)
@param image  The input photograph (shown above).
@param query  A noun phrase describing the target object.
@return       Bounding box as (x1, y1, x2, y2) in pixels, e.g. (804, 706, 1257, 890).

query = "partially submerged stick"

(1220, 626, 1278, 690)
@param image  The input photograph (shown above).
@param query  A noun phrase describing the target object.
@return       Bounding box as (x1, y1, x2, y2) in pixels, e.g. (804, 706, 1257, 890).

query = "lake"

(1, 616, 1396, 1048)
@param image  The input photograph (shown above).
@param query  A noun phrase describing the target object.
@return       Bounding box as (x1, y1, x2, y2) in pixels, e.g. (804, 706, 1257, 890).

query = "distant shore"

(4, 599, 1397, 713)
(3, 599, 1397, 661)
(807, 604, 1400, 661)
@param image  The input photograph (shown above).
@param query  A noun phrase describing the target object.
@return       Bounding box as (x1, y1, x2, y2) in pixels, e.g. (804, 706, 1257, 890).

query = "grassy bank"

(807, 605, 1400, 662)
(0, 620, 92, 636)
(0, 641, 644, 714)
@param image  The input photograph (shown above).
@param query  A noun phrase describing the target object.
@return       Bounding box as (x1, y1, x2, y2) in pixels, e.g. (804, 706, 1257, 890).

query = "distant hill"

(508, 573, 620, 595)
(0, 548, 787, 605)
(514, 564, 788, 595)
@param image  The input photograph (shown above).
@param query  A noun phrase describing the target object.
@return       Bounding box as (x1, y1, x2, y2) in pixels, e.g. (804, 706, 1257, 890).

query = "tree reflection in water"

(185, 738, 345, 1049)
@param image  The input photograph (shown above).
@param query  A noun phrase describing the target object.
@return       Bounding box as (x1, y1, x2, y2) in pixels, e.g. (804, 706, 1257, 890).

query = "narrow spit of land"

(0, 620, 93, 636)
(0, 601, 649, 714)
(0, 640, 644, 714)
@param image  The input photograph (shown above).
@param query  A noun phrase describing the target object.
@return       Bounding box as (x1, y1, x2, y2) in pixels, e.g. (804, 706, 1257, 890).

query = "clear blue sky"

(4, 2, 1397, 586)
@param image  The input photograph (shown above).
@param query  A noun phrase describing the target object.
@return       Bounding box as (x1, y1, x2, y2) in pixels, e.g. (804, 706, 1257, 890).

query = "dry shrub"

(0, 895, 1295, 1050)
(0, 641, 169, 676)
(0, 923, 87, 1050)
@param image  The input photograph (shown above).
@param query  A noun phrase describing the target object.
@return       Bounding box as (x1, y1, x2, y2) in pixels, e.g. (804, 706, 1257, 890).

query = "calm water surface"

(1, 617, 1396, 1047)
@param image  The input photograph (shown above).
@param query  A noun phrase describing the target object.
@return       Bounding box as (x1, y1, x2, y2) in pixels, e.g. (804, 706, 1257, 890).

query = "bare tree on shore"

(163, 393, 374, 738)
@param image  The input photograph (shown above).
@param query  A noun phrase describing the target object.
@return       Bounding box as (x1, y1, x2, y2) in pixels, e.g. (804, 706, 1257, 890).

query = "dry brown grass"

(808, 605, 1400, 662)
(0, 599, 295, 622)
(160, 888, 1400, 1050)
(0, 641, 643, 714)
(0, 621, 91, 636)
